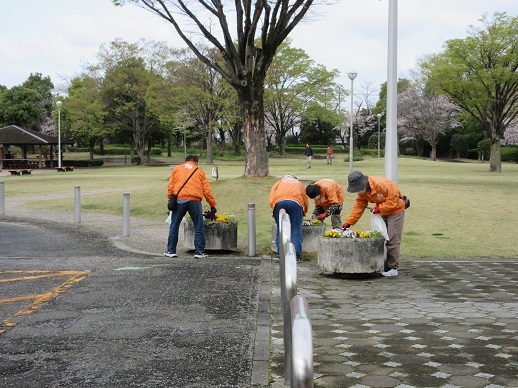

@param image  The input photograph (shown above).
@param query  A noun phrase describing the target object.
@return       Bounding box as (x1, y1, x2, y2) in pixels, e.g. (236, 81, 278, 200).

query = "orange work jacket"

(167, 161, 216, 207)
(345, 176, 405, 225)
(269, 176, 309, 215)
(313, 179, 345, 211)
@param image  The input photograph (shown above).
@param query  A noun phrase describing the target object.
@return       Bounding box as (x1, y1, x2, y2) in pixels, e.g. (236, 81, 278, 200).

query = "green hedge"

(467, 146, 518, 162)
(68, 145, 164, 156)
(45, 160, 104, 167)
(501, 146, 518, 162)
(284, 145, 344, 154)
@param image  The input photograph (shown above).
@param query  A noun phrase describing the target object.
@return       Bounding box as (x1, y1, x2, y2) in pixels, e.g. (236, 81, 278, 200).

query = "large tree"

(398, 86, 460, 161)
(114, 0, 314, 177)
(264, 39, 340, 155)
(421, 12, 518, 172)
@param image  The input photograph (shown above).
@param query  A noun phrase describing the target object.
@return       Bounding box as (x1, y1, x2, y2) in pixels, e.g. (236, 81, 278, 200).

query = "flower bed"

(318, 228, 385, 274)
(323, 228, 383, 239)
(271, 219, 326, 253)
(184, 212, 237, 250)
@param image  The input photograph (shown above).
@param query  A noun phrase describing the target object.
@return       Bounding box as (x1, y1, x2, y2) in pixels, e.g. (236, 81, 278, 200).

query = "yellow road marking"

(0, 270, 89, 334)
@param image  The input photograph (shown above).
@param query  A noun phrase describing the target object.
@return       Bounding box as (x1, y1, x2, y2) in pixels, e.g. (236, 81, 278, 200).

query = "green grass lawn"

(3, 153, 518, 259)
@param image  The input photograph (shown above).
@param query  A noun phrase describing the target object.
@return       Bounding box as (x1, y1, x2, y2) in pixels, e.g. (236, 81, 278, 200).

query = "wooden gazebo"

(0, 125, 72, 170)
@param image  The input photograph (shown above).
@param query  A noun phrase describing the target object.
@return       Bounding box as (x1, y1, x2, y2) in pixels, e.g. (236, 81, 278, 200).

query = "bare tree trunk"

(206, 124, 214, 164)
(489, 138, 502, 172)
(89, 138, 95, 161)
(431, 145, 437, 161)
(239, 87, 269, 177)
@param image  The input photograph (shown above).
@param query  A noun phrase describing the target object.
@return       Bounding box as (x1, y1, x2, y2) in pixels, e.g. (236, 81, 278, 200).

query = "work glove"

(210, 206, 217, 214)
(373, 205, 380, 214)
(342, 222, 350, 230)
(317, 213, 327, 220)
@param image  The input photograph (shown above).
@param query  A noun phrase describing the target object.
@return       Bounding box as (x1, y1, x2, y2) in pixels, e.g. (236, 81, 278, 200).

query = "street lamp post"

(347, 72, 357, 173)
(377, 113, 382, 158)
(56, 100, 62, 168)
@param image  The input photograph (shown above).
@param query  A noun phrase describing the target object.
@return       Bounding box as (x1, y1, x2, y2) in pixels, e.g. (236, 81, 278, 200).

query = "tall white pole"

(384, 0, 398, 184)
(56, 100, 62, 169)
(348, 72, 357, 173)
(377, 114, 382, 158)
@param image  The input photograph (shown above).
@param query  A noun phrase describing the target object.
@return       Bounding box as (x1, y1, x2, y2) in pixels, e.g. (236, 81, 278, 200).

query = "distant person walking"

(342, 171, 408, 277)
(165, 155, 217, 259)
(270, 175, 309, 260)
(306, 179, 345, 229)
(326, 146, 334, 165)
(304, 144, 314, 169)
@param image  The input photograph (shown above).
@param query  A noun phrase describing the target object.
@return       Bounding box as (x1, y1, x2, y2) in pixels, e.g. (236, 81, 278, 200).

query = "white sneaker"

(164, 252, 177, 258)
(381, 268, 398, 277)
(194, 253, 208, 259)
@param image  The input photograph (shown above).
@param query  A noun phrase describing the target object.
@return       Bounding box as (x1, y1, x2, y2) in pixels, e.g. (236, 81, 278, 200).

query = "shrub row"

(69, 146, 164, 156)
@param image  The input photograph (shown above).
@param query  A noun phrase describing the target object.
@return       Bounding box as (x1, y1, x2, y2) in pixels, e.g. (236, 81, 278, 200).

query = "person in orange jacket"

(305, 179, 345, 229)
(342, 171, 407, 277)
(165, 154, 216, 259)
(270, 175, 309, 260)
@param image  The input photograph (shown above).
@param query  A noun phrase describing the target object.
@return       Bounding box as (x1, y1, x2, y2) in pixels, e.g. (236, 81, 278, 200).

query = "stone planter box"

(318, 236, 385, 274)
(271, 222, 327, 253)
(184, 220, 238, 250)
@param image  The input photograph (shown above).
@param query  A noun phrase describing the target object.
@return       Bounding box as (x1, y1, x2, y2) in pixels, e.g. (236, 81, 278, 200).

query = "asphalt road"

(0, 218, 262, 387)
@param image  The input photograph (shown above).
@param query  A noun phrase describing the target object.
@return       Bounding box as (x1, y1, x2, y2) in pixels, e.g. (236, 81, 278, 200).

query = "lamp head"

(56, 101, 62, 108)
(377, 113, 382, 119)
(347, 72, 358, 80)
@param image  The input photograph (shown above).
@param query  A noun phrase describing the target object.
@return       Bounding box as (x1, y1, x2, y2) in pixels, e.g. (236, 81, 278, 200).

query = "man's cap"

(347, 171, 369, 193)
(306, 183, 321, 199)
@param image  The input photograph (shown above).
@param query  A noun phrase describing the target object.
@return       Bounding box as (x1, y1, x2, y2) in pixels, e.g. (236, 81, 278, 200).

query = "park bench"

(56, 166, 74, 172)
(9, 170, 32, 176)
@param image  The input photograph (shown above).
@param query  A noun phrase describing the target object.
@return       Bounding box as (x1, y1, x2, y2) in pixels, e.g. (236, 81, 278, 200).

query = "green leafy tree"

(0, 86, 43, 129)
(264, 39, 340, 155)
(65, 75, 107, 160)
(96, 40, 161, 162)
(421, 12, 518, 172)
(113, 0, 315, 177)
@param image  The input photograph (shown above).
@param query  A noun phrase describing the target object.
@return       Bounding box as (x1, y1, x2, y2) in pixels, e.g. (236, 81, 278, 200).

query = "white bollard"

(74, 185, 81, 223)
(123, 192, 130, 237)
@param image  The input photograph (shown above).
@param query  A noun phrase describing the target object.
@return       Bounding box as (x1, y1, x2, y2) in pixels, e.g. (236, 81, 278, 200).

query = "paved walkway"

(2, 191, 518, 387)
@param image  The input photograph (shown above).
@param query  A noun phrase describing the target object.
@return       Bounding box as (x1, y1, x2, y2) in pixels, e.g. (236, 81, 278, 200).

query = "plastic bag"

(371, 212, 389, 241)
(165, 211, 172, 224)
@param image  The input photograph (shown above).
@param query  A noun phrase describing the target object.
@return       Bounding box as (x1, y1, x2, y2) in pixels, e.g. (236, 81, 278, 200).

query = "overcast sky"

(2, 0, 518, 96)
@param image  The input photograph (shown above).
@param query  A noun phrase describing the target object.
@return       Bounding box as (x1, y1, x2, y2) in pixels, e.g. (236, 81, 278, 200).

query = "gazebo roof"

(0, 125, 72, 146)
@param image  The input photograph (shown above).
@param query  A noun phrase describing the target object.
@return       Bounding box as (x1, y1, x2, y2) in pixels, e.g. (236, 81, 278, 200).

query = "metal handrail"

(278, 210, 313, 386)
(291, 295, 313, 387)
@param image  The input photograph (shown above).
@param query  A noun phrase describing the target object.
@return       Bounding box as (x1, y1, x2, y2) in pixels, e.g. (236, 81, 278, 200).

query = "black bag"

(167, 194, 178, 211)
(402, 195, 410, 209)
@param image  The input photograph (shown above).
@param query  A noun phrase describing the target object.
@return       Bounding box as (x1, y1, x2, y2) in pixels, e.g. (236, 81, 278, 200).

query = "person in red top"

(342, 171, 407, 277)
(165, 155, 216, 259)
(305, 179, 345, 229)
(326, 146, 334, 165)
(270, 175, 309, 260)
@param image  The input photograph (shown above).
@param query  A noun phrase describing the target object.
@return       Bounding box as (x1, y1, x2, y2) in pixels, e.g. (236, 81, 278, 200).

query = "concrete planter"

(184, 220, 238, 250)
(318, 236, 385, 274)
(271, 222, 327, 253)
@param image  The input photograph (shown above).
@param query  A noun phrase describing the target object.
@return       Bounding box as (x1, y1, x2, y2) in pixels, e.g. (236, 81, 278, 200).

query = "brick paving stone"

(269, 260, 518, 387)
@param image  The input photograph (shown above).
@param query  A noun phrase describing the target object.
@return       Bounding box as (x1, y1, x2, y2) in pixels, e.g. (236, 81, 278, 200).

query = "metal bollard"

(248, 203, 256, 256)
(0, 181, 4, 215)
(74, 185, 81, 223)
(123, 192, 130, 237)
(290, 295, 313, 387)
